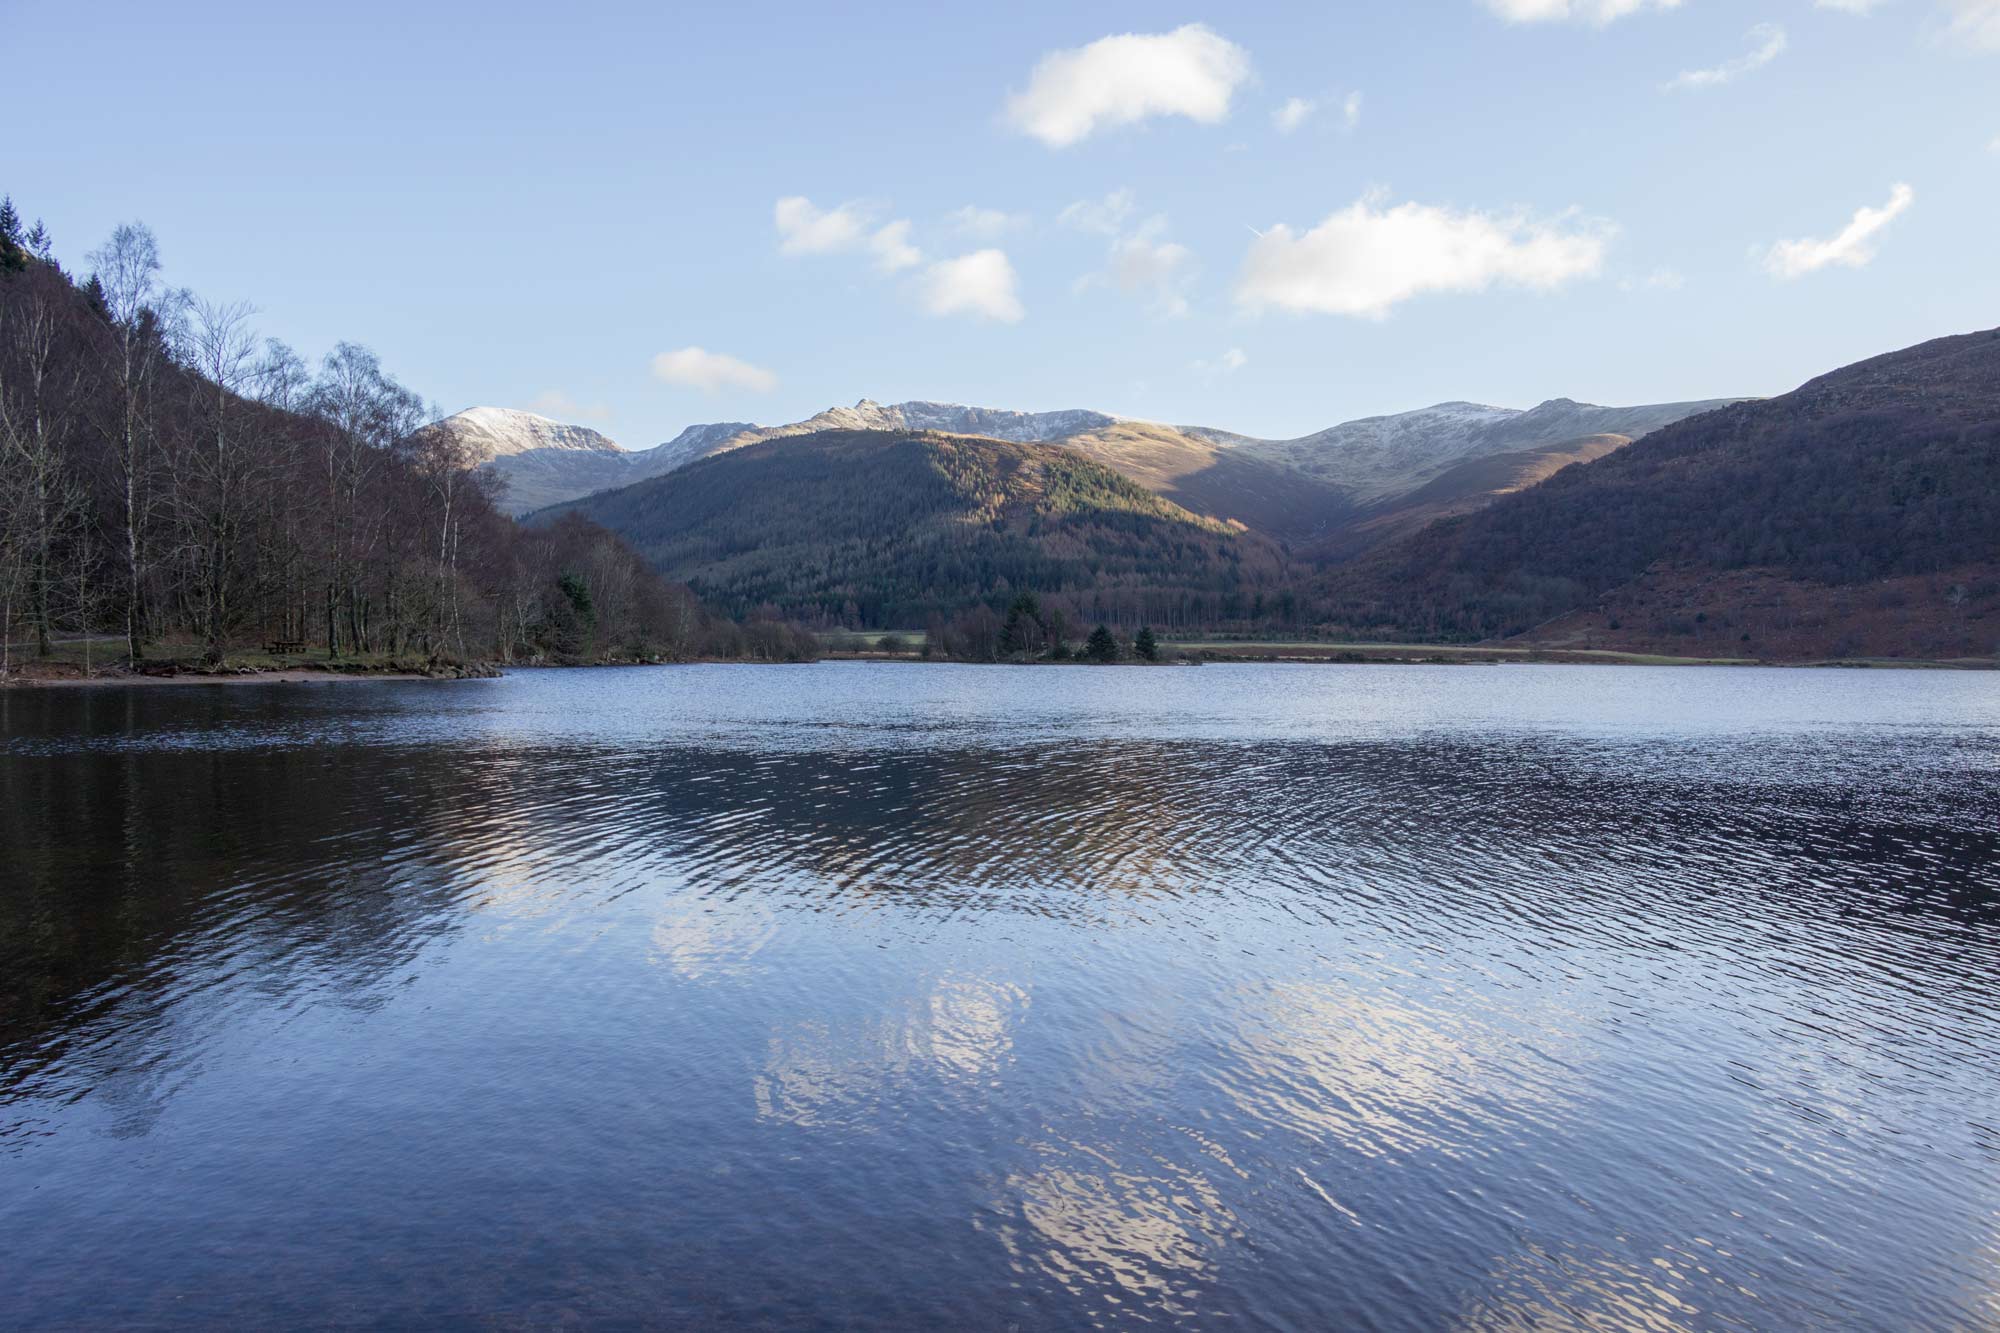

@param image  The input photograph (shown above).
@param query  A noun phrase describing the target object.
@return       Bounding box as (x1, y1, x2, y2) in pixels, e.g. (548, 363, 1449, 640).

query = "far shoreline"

(6, 645, 1995, 690)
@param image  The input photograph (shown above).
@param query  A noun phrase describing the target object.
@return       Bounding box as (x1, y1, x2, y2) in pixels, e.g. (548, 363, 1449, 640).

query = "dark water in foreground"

(2, 663, 1997, 1330)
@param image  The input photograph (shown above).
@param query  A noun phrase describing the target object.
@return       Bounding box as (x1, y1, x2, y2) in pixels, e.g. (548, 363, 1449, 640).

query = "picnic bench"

(265, 638, 307, 655)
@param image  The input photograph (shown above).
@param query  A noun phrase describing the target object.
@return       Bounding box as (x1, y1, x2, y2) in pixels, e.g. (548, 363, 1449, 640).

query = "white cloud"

(1193, 348, 1248, 375)
(775, 195, 920, 271)
(1274, 90, 1361, 135)
(1004, 24, 1252, 148)
(1236, 192, 1612, 319)
(1939, 0, 2000, 49)
(948, 206, 1029, 240)
(1480, 0, 1683, 24)
(869, 219, 922, 273)
(651, 347, 779, 394)
(525, 389, 611, 421)
(1273, 96, 1316, 133)
(1990, 132, 2000, 151)
(1058, 189, 1137, 236)
(1815, 0, 1888, 11)
(774, 196, 871, 255)
(919, 250, 1025, 323)
(1762, 183, 1914, 278)
(1667, 23, 1787, 89)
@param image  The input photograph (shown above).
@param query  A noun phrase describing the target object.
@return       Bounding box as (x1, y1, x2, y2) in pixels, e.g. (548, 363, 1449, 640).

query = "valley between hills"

(425, 327, 2000, 664)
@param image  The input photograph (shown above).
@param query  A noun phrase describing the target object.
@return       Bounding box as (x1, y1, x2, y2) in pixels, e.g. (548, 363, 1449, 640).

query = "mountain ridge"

(434, 393, 1741, 532)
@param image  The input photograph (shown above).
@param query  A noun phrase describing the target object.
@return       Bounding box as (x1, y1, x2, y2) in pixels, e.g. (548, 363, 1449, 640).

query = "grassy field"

(1161, 639, 1762, 667)
(1165, 640, 1997, 669)
(820, 629, 929, 655)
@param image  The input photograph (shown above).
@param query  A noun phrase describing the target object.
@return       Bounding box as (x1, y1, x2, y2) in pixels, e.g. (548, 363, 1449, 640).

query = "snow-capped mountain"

(430, 392, 1743, 519)
(616, 400, 1126, 492)
(1186, 397, 1740, 501)
(676, 399, 1119, 456)
(430, 406, 626, 465)
(648, 420, 758, 474)
(422, 407, 664, 516)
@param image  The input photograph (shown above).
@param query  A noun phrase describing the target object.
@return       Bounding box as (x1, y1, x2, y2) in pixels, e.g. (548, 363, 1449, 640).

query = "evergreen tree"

(1134, 625, 1159, 661)
(544, 571, 597, 657)
(999, 591, 1041, 657)
(1085, 624, 1119, 663)
(25, 220, 51, 261)
(0, 195, 23, 274)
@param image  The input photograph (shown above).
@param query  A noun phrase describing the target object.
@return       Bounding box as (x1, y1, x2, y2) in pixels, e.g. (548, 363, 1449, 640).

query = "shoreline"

(7, 651, 1993, 689)
(5, 666, 483, 688)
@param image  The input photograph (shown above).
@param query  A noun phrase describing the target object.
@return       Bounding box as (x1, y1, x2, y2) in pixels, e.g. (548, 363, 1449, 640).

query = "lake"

(3, 663, 1997, 1329)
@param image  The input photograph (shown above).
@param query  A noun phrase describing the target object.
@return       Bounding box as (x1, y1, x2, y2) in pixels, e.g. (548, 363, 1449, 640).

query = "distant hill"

(1188, 396, 1741, 502)
(1047, 420, 1360, 545)
(1312, 433, 1634, 560)
(445, 393, 1737, 538)
(537, 429, 1295, 628)
(1321, 329, 2000, 659)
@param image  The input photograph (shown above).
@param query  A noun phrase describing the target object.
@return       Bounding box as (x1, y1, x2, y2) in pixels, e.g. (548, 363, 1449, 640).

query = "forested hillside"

(543, 429, 1301, 629)
(0, 196, 811, 675)
(1321, 328, 2000, 655)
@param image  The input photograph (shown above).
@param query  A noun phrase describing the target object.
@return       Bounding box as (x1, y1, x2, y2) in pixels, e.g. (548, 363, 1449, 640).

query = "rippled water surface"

(4, 663, 1998, 1329)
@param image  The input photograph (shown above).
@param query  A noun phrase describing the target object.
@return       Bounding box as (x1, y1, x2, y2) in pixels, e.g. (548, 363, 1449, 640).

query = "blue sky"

(9, 0, 1998, 442)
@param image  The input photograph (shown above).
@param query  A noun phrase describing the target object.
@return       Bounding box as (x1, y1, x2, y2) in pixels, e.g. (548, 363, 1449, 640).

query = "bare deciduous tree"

(87, 222, 169, 662)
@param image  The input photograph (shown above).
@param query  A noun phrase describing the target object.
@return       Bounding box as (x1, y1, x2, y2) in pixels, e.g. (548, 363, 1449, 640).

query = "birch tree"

(86, 223, 168, 662)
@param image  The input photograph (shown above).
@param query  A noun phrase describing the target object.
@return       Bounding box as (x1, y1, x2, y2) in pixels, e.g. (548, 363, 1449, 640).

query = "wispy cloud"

(774, 196, 870, 255)
(1193, 348, 1248, 375)
(775, 196, 920, 271)
(1057, 189, 1137, 236)
(525, 389, 612, 421)
(1814, 0, 1889, 12)
(1236, 192, 1611, 319)
(651, 347, 779, 394)
(1480, 0, 1683, 25)
(1762, 183, 1914, 278)
(1064, 193, 1196, 317)
(1273, 96, 1316, 134)
(947, 206, 1030, 241)
(1667, 24, 1787, 89)
(1098, 218, 1195, 317)
(1274, 91, 1363, 134)
(1004, 24, 1252, 148)
(868, 220, 922, 273)
(1938, 0, 2000, 50)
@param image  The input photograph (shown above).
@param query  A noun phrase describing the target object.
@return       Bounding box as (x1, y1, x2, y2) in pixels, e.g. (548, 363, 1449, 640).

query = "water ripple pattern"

(1, 663, 1996, 1329)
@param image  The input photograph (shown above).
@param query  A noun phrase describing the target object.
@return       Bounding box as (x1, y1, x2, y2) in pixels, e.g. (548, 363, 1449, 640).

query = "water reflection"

(1, 665, 1997, 1329)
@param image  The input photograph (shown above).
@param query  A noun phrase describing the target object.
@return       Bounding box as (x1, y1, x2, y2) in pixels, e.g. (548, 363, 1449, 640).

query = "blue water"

(3, 664, 1997, 1328)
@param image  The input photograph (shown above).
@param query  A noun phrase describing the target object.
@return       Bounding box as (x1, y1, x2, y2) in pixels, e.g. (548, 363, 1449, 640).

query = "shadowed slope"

(1320, 328, 2000, 657)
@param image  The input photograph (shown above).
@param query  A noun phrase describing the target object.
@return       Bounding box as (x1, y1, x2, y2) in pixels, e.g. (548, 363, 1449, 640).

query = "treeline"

(921, 593, 1165, 662)
(0, 197, 815, 674)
